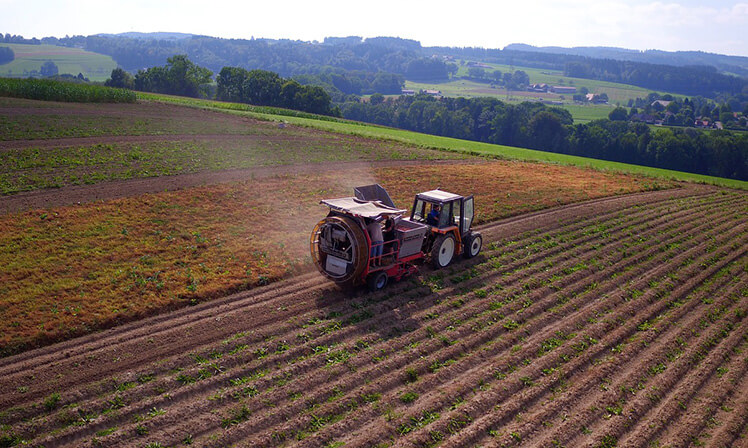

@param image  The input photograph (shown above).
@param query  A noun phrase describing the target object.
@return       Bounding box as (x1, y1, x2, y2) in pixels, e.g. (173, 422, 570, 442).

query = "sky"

(2, 0, 747, 56)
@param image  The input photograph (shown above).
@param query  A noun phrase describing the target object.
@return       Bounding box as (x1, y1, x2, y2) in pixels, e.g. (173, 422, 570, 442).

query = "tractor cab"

(409, 189, 482, 269)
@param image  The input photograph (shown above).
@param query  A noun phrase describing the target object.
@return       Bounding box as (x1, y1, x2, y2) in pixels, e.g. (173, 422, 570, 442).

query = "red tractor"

(310, 184, 482, 290)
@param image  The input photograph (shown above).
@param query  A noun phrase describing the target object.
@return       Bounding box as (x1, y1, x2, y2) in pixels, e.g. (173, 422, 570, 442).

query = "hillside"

(0, 43, 116, 81)
(27, 33, 747, 99)
(504, 43, 748, 78)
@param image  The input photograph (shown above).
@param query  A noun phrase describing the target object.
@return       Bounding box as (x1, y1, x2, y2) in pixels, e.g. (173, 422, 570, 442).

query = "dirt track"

(0, 159, 480, 214)
(0, 184, 746, 447)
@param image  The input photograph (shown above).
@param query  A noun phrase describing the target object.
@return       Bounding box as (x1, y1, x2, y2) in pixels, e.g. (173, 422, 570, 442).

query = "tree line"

(339, 94, 747, 181)
(215, 67, 334, 115)
(105, 56, 337, 116)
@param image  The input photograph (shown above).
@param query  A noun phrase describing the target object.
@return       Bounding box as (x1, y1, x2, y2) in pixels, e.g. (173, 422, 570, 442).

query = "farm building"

(529, 83, 549, 92)
(651, 100, 672, 108)
(551, 85, 577, 94)
(586, 93, 607, 103)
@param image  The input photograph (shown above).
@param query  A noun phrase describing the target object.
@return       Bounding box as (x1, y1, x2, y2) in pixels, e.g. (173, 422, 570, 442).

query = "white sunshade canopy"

(321, 197, 406, 219)
(417, 189, 463, 202)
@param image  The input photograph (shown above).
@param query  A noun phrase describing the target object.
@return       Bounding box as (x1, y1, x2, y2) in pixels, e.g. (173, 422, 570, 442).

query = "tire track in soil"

(2, 186, 744, 448)
(0, 159, 480, 214)
(335, 201, 746, 448)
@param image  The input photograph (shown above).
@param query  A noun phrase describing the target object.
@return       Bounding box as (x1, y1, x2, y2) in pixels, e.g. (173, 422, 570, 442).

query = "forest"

(340, 94, 747, 181)
(20, 33, 748, 100)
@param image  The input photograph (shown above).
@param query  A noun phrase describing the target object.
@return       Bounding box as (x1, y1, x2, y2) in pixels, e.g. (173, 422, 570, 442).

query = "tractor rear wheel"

(367, 271, 388, 291)
(431, 234, 456, 269)
(464, 231, 483, 259)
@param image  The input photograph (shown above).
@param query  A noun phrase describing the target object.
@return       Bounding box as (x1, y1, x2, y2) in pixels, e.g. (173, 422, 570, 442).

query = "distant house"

(401, 89, 415, 96)
(529, 83, 548, 92)
(651, 100, 672, 109)
(550, 86, 576, 94)
(694, 119, 711, 128)
(586, 93, 607, 104)
(631, 113, 656, 124)
(465, 61, 492, 68)
(423, 89, 442, 97)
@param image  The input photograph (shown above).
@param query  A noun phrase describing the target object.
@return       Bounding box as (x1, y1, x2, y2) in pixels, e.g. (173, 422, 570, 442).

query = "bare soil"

(1, 184, 745, 448)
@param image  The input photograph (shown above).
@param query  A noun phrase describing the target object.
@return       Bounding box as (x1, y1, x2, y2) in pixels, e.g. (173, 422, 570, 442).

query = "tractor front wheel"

(464, 231, 483, 259)
(431, 234, 456, 269)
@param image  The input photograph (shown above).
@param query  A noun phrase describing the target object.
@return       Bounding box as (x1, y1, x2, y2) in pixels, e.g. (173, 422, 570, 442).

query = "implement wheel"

(367, 271, 388, 292)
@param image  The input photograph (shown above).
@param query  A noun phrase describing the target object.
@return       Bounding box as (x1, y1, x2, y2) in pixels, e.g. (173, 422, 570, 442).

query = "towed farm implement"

(311, 184, 482, 290)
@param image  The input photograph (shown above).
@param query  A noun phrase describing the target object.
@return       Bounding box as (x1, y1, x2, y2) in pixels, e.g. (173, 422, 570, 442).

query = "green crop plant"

(597, 435, 618, 448)
(399, 391, 419, 403)
(405, 367, 419, 384)
(43, 392, 61, 411)
(221, 405, 252, 428)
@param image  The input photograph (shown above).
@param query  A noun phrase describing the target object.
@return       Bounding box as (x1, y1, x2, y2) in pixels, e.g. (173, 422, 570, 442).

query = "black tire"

(431, 234, 456, 269)
(464, 231, 483, 259)
(367, 271, 388, 291)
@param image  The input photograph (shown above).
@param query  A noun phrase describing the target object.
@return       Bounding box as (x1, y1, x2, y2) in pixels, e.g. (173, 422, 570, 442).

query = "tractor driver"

(426, 204, 441, 226)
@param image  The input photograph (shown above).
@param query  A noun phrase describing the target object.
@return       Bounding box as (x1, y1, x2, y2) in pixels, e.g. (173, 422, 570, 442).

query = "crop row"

(0, 78, 136, 103)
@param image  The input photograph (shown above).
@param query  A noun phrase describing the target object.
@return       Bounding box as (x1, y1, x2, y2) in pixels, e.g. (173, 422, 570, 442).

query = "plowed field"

(1, 185, 745, 447)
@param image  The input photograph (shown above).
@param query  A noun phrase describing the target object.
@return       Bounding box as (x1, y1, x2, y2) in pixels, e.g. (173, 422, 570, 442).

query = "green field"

(404, 62, 679, 123)
(454, 62, 665, 103)
(0, 43, 116, 81)
(139, 93, 748, 190)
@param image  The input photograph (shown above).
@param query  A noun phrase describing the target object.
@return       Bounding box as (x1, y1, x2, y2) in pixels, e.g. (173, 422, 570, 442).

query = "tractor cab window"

(412, 199, 427, 222)
(438, 201, 453, 228)
(453, 200, 461, 228)
(462, 196, 474, 232)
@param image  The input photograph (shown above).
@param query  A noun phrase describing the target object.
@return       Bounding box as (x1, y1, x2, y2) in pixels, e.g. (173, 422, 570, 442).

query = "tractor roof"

(416, 189, 463, 203)
(320, 197, 406, 219)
